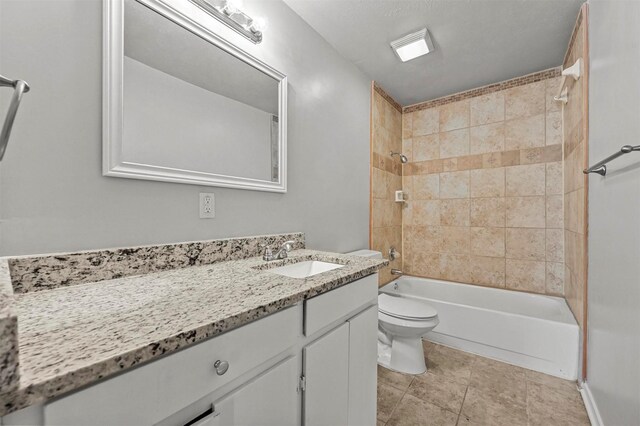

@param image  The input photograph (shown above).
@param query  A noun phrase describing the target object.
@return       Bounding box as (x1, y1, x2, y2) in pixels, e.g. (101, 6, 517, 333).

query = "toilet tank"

(347, 250, 382, 259)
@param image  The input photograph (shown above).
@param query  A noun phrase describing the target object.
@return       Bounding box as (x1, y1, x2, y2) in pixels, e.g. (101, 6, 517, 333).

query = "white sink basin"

(268, 260, 344, 279)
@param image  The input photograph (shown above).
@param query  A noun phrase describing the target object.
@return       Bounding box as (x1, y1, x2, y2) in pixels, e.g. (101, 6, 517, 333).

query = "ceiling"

(124, 0, 278, 115)
(284, 0, 583, 106)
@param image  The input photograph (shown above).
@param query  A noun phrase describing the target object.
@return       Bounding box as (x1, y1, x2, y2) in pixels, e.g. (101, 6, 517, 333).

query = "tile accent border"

(403, 68, 562, 113)
(404, 145, 562, 176)
(5, 233, 306, 294)
(374, 82, 403, 113)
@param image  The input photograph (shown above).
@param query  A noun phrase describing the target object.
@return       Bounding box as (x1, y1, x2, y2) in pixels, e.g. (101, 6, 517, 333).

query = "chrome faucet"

(263, 240, 295, 261)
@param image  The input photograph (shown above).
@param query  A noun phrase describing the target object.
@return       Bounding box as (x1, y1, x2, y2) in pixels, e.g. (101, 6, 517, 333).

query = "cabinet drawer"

(44, 306, 301, 426)
(304, 274, 377, 336)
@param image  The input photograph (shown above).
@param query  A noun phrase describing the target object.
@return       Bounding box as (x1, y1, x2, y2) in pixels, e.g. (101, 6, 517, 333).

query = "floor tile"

(527, 381, 590, 426)
(379, 365, 415, 391)
(460, 385, 528, 426)
(468, 356, 527, 406)
(387, 393, 459, 426)
(378, 382, 405, 423)
(425, 343, 476, 383)
(525, 368, 579, 396)
(407, 371, 468, 413)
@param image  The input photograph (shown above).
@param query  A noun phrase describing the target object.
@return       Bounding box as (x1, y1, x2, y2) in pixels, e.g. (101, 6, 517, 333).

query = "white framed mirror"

(103, 0, 287, 192)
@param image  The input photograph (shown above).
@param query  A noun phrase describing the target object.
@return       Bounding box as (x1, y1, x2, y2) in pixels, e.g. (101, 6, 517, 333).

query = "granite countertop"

(0, 249, 386, 416)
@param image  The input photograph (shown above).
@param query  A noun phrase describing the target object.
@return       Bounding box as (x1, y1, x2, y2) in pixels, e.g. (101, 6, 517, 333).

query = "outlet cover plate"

(199, 193, 215, 219)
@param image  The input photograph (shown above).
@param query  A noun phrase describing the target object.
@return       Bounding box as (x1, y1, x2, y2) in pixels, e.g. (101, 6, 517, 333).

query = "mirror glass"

(105, 0, 286, 191)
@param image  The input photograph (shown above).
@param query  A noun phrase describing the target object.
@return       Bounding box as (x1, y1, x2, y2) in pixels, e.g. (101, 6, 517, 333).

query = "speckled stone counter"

(0, 235, 386, 416)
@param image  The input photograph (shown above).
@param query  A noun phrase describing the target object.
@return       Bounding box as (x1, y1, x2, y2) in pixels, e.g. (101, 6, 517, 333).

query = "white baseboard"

(580, 381, 604, 426)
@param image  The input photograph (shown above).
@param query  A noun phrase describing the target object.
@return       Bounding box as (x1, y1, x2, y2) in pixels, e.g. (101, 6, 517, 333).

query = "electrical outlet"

(199, 193, 215, 219)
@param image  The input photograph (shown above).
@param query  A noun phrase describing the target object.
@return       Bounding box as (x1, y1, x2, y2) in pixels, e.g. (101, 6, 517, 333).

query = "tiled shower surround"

(371, 83, 403, 286)
(400, 72, 564, 295)
(372, 69, 568, 295)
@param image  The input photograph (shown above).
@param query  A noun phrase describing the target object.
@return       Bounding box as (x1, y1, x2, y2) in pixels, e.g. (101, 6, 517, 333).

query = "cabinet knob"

(214, 360, 229, 375)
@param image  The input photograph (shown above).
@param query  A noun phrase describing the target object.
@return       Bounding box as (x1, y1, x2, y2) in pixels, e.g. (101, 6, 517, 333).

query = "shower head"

(390, 151, 408, 164)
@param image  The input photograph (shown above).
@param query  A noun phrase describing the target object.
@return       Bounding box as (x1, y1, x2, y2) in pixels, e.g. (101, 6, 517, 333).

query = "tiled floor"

(377, 341, 591, 426)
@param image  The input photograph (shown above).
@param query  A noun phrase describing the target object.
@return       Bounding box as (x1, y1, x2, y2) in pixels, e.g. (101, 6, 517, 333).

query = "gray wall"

(0, 0, 371, 256)
(587, 0, 640, 424)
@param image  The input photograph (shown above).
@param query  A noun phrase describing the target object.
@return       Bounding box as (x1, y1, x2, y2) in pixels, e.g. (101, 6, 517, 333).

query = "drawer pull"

(213, 360, 229, 375)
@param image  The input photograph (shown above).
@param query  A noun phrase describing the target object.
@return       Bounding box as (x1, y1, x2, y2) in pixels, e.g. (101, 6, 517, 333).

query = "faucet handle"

(281, 240, 296, 251)
(261, 244, 274, 261)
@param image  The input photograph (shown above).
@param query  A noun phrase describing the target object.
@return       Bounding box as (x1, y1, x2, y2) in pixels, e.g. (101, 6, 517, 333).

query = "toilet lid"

(378, 293, 438, 320)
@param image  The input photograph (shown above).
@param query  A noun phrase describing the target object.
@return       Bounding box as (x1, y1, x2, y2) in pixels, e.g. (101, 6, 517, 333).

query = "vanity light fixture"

(391, 28, 434, 62)
(189, 0, 266, 43)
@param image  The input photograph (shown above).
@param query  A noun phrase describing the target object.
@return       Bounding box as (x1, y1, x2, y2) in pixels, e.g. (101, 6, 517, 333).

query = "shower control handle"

(388, 246, 400, 261)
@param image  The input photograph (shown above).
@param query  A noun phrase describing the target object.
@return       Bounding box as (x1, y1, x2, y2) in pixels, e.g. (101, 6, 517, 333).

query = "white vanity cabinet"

(1, 274, 378, 426)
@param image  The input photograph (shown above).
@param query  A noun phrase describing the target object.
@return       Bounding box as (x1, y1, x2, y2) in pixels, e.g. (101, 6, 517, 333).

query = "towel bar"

(0, 74, 30, 161)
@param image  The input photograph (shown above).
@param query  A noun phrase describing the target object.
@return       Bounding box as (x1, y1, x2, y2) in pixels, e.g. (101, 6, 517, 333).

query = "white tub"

(379, 276, 580, 380)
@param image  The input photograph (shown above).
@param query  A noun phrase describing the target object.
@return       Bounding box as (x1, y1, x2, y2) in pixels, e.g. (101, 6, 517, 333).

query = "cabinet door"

(210, 356, 299, 426)
(348, 305, 378, 426)
(303, 323, 349, 426)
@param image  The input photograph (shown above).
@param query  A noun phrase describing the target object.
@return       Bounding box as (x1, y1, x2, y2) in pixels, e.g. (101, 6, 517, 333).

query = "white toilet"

(348, 250, 440, 375)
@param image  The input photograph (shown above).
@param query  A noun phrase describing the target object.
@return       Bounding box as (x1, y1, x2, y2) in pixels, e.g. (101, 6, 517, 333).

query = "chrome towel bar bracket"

(0, 74, 30, 162)
(584, 144, 640, 176)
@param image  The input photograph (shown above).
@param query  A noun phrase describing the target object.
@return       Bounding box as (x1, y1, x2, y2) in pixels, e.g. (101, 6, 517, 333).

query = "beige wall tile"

(470, 198, 505, 227)
(546, 111, 562, 146)
(372, 198, 385, 228)
(506, 259, 546, 293)
(440, 128, 470, 158)
(372, 168, 390, 199)
(505, 81, 545, 120)
(441, 199, 470, 226)
(546, 162, 562, 195)
(440, 171, 470, 199)
(470, 92, 505, 126)
(413, 200, 441, 226)
(470, 168, 505, 198)
(470, 123, 505, 155)
(546, 195, 563, 229)
(413, 252, 441, 278)
(440, 100, 470, 132)
(440, 254, 471, 282)
(413, 134, 440, 162)
(506, 164, 546, 196)
(505, 114, 545, 150)
(470, 227, 505, 257)
(402, 138, 413, 163)
(440, 226, 470, 255)
(545, 262, 564, 295)
(413, 108, 439, 136)
(506, 196, 546, 228)
(402, 113, 413, 139)
(469, 256, 505, 287)
(506, 228, 545, 260)
(545, 77, 562, 113)
(413, 174, 440, 200)
(413, 226, 442, 254)
(546, 228, 564, 263)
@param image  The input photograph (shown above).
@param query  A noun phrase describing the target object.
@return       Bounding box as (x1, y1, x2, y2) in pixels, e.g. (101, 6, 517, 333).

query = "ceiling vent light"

(391, 28, 434, 62)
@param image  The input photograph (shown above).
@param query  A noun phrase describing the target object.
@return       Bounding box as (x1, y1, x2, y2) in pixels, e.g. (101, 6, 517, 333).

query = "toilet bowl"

(377, 293, 439, 374)
(347, 249, 440, 375)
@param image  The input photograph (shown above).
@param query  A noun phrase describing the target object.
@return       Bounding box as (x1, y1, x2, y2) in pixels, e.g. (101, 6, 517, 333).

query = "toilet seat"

(378, 293, 438, 320)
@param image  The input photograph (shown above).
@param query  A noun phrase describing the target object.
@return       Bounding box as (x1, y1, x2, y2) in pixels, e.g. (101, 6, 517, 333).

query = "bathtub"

(379, 276, 580, 380)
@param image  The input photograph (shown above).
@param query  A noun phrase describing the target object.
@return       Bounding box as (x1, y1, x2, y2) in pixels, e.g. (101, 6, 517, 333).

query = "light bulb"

(250, 17, 267, 34)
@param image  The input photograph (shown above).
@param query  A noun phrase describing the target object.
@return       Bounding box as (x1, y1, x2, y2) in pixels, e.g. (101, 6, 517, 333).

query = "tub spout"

(391, 269, 403, 275)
